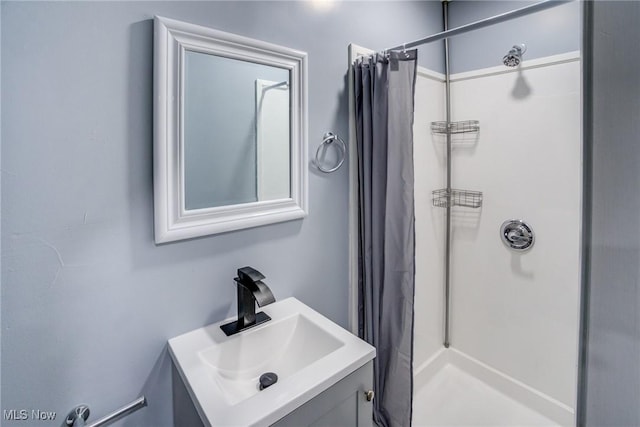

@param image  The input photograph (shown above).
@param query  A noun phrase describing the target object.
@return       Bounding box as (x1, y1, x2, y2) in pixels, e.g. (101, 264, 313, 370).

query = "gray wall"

(0, 1, 442, 426)
(393, 7, 445, 73)
(447, 0, 581, 73)
(585, 1, 640, 425)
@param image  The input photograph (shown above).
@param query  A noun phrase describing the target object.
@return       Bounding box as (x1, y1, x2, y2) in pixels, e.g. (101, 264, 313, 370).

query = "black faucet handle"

(237, 266, 265, 283)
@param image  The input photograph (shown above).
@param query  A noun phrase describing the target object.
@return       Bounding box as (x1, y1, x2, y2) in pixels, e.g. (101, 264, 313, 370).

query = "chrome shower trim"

(500, 219, 535, 251)
(503, 43, 527, 67)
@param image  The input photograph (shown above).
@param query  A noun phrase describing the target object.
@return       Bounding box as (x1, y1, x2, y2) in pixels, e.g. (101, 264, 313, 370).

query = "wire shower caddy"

(431, 120, 483, 209)
(432, 188, 483, 209)
(430, 120, 480, 135)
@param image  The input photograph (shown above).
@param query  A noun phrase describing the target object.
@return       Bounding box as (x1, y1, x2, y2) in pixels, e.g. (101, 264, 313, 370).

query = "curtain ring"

(402, 43, 410, 58)
(315, 132, 346, 173)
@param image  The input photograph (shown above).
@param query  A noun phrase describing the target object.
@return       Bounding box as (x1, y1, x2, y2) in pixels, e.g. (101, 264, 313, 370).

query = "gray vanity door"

(271, 361, 374, 427)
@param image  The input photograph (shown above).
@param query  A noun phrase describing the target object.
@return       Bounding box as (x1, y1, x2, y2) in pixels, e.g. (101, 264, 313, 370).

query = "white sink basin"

(200, 311, 344, 406)
(168, 297, 376, 427)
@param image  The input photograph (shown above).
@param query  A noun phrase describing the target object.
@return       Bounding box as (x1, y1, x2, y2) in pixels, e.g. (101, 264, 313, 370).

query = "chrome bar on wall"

(87, 396, 147, 427)
(385, 0, 574, 51)
(65, 396, 147, 427)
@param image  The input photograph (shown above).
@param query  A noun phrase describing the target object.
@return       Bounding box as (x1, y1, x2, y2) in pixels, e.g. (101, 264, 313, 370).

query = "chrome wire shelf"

(431, 120, 480, 135)
(432, 188, 483, 209)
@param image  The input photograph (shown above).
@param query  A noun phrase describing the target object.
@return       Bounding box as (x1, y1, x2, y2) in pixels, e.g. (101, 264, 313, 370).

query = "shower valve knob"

(500, 219, 534, 251)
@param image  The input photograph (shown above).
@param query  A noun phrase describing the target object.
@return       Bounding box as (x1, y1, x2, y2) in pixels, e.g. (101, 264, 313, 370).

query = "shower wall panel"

(448, 56, 581, 408)
(413, 68, 447, 370)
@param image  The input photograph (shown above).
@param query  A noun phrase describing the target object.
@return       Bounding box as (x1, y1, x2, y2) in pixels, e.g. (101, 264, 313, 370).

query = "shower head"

(503, 44, 527, 67)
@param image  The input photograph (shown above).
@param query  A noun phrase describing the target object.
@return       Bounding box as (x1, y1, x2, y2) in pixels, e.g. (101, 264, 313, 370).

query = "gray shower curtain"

(353, 50, 417, 427)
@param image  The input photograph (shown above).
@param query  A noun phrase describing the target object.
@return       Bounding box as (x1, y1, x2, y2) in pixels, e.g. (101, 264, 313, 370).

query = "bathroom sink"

(168, 297, 376, 427)
(200, 311, 343, 405)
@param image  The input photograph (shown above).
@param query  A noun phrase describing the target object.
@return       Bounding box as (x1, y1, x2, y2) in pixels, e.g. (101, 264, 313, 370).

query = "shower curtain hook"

(402, 43, 410, 58)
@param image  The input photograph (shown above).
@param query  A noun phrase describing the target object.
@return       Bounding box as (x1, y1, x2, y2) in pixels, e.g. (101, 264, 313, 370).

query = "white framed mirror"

(153, 16, 308, 243)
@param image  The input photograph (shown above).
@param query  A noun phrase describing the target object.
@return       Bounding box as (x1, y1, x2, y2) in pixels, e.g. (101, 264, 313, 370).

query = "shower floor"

(413, 364, 557, 426)
(412, 349, 571, 426)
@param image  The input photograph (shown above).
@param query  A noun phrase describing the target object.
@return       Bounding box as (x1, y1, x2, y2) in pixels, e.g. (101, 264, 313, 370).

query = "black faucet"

(220, 267, 276, 336)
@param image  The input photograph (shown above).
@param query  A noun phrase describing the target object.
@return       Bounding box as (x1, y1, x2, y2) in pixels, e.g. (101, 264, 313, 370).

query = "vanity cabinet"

(172, 361, 374, 427)
(169, 297, 376, 427)
(271, 361, 373, 427)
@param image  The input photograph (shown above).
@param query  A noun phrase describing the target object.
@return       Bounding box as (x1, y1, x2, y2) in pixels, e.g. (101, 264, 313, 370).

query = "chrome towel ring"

(315, 132, 346, 173)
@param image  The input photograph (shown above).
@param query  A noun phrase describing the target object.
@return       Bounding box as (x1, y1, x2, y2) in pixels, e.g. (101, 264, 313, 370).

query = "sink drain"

(259, 372, 278, 390)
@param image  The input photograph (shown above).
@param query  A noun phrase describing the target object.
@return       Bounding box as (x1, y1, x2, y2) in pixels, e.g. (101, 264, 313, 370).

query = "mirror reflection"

(184, 50, 291, 210)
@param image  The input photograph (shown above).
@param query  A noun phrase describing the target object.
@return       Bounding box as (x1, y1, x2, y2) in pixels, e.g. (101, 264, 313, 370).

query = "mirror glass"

(154, 16, 308, 243)
(184, 51, 291, 210)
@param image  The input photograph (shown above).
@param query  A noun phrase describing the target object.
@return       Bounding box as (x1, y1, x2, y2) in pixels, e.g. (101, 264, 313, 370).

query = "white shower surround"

(413, 51, 582, 425)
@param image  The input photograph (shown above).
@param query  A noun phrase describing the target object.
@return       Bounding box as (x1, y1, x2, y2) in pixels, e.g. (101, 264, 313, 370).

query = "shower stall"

(349, 1, 583, 425)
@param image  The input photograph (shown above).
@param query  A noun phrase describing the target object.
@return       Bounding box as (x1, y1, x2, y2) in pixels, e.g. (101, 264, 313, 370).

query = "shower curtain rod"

(386, 0, 574, 52)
